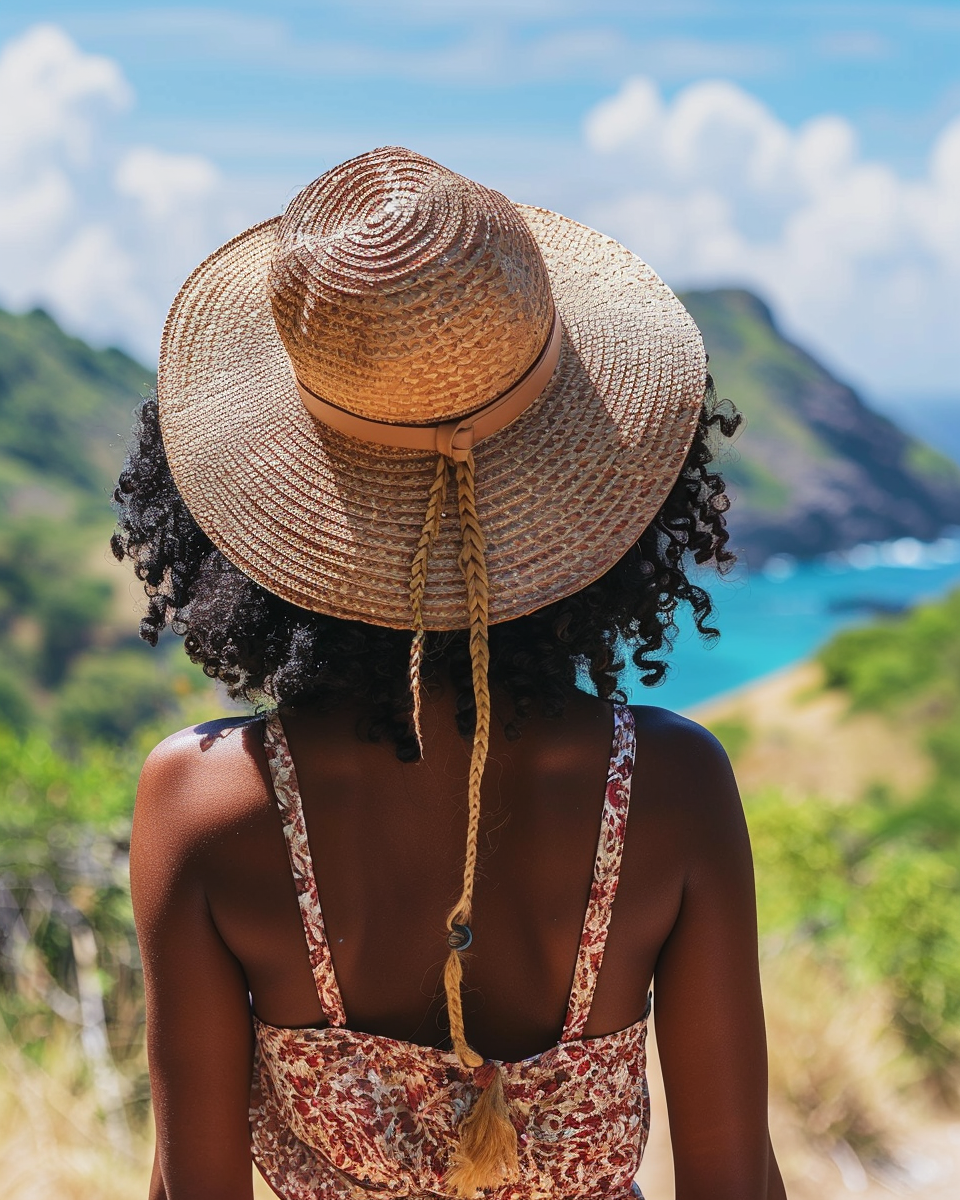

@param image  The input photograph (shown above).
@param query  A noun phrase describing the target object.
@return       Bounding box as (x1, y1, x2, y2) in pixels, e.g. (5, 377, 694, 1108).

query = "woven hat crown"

(268, 147, 555, 425)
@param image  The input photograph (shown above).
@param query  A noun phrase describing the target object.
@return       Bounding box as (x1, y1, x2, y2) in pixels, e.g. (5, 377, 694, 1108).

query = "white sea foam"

(835, 534, 960, 572)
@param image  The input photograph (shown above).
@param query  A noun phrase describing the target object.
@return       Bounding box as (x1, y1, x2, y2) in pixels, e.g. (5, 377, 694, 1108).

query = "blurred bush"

(749, 787, 960, 1091)
(0, 728, 145, 1137)
(819, 587, 960, 714)
(0, 516, 112, 689)
(744, 587, 960, 1099)
(0, 665, 34, 735)
(54, 649, 203, 747)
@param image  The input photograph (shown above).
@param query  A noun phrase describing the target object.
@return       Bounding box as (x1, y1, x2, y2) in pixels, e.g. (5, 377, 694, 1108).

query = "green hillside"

(683, 289, 960, 562)
(0, 309, 210, 738)
(0, 308, 153, 521)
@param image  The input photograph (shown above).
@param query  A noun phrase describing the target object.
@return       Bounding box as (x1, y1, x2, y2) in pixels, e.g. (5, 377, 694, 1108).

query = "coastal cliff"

(682, 288, 960, 564)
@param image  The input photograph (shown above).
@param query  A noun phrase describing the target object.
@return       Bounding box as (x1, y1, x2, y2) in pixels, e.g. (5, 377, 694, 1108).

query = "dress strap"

(560, 704, 636, 1042)
(262, 713, 347, 1027)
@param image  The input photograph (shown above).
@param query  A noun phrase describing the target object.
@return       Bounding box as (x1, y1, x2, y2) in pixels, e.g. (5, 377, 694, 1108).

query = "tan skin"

(133, 679, 787, 1200)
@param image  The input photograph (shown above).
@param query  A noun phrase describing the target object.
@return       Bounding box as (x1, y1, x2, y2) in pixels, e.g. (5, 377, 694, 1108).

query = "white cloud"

(0, 23, 131, 170)
(45, 225, 153, 346)
(582, 77, 960, 393)
(0, 25, 239, 363)
(114, 146, 220, 222)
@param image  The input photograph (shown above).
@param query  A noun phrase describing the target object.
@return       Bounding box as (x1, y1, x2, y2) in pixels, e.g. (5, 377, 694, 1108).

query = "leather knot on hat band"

(295, 309, 562, 462)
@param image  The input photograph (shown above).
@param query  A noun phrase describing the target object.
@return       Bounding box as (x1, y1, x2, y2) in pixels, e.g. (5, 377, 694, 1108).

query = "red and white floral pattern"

(252, 707, 646, 1200)
(562, 706, 635, 1041)
(263, 713, 346, 1026)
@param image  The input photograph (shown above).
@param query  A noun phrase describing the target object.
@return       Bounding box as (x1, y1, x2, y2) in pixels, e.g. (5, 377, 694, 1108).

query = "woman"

(115, 147, 787, 1199)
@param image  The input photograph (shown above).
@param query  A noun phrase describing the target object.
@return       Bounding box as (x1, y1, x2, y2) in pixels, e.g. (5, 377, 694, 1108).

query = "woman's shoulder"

(627, 702, 744, 841)
(134, 715, 273, 854)
(628, 702, 729, 763)
(141, 713, 266, 780)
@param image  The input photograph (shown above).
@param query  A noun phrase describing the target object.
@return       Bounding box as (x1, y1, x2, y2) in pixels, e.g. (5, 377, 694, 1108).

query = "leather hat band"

(296, 310, 562, 462)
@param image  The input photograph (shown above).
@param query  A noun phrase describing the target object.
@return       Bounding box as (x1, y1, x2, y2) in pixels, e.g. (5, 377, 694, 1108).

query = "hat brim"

(158, 204, 705, 630)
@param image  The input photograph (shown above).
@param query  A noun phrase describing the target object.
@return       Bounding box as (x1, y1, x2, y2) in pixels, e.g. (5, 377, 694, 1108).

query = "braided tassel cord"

(442, 451, 519, 1197)
(408, 455, 449, 755)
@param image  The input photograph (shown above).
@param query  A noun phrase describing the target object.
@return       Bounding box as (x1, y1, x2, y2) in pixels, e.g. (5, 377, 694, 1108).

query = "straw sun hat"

(158, 146, 706, 632)
(157, 146, 706, 1194)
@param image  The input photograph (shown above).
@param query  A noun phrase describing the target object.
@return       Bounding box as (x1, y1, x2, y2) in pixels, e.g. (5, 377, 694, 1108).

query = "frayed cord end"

(445, 1061, 519, 1197)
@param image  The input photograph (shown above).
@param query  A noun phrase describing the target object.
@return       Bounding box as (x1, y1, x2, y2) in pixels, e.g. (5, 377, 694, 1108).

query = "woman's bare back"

(133, 685, 782, 1198)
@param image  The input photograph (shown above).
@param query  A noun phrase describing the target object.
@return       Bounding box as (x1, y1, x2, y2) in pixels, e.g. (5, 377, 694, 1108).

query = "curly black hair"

(112, 384, 741, 760)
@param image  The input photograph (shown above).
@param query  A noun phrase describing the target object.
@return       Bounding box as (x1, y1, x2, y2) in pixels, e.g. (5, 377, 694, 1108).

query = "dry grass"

(0, 1028, 278, 1199)
(637, 946, 960, 1198)
(0, 1029, 151, 1200)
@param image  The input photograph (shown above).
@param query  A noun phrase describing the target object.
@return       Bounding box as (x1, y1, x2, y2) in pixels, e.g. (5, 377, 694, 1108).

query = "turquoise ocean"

(622, 534, 960, 712)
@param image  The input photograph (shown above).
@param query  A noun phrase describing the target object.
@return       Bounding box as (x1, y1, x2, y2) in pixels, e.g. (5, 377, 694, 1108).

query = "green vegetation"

(0, 309, 230, 1144)
(819, 588, 960, 714)
(741, 590, 960, 1097)
(0, 516, 113, 693)
(683, 289, 826, 462)
(0, 307, 221, 743)
(750, 786, 960, 1087)
(706, 714, 753, 762)
(721, 455, 792, 513)
(906, 439, 960, 484)
(0, 307, 151, 519)
(0, 728, 147, 1134)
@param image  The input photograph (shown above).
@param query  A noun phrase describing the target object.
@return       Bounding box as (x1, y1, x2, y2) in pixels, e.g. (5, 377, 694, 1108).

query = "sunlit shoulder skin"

(131, 688, 787, 1200)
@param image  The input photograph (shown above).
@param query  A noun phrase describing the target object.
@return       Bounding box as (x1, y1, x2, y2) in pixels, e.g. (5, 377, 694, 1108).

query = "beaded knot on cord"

(447, 923, 473, 951)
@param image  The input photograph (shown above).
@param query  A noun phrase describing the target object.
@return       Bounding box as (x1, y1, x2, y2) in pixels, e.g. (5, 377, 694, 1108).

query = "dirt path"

(692, 660, 930, 802)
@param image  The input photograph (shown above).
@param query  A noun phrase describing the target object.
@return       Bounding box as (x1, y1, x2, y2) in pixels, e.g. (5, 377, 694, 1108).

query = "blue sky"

(7, 2, 960, 179)
(2, 2, 960, 400)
